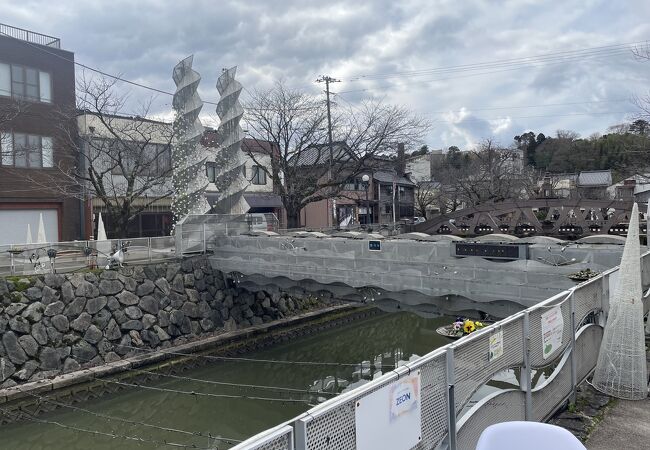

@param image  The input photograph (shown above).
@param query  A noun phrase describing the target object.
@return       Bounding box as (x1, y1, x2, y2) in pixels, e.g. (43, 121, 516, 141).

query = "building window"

(251, 165, 266, 185)
(142, 143, 171, 176)
(0, 132, 53, 168)
(206, 163, 216, 183)
(0, 63, 51, 103)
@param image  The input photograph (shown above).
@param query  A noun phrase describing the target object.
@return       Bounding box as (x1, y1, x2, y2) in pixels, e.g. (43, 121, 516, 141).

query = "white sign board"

(355, 372, 421, 450)
(541, 305, 564, 359)
(489, 329, 504, 361)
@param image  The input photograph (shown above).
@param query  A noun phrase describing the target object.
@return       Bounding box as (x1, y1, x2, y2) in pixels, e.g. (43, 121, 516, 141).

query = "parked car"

(413, 216, 426, 225)
(246, 213, 277, 232)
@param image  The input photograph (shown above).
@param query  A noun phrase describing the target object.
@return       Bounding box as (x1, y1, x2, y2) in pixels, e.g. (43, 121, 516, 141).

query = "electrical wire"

(100, 377, 313, 404)
(21, 391, 241, 444)
(116, 343, 397, 369)
(0, 406, 219, 449)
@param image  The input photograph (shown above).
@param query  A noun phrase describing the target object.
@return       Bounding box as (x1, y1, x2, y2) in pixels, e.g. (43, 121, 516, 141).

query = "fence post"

(294, 416, 309, 450)
(10, 248, 15, 275)
(446, 347, 457, 450)
(522, 311, 533, 420)
(202, 223, 207, 254)
(147, 237, 152, 262)
(569, 291, 577, 404)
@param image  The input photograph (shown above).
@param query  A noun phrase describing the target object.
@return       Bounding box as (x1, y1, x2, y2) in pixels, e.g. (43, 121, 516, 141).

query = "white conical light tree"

(211, 66, 249, 215)
(171, 55, 210, 227)
(36, 213, 47, 244)
(592, 203, 648, 399)
(97, 212, 107, 241)
(25, 223, 33, 245)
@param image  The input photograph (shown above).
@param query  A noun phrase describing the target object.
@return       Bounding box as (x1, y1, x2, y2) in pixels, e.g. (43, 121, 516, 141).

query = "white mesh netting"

(592, 203, 648, 400)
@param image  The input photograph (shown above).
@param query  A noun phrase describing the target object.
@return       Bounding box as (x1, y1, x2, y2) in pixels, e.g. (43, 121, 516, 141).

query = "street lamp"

(362, 174, 370, 227)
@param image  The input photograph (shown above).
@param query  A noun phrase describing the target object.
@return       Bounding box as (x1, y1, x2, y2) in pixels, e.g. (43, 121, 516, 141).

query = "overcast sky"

(3, 0, 650, 150)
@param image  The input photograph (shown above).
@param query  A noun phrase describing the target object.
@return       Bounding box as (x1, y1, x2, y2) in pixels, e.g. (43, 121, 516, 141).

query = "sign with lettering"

(355, 372, 421, 450)
(541, 305, 564, 359)
(368, 240, 382, 251)
(489, 328, 504, 361)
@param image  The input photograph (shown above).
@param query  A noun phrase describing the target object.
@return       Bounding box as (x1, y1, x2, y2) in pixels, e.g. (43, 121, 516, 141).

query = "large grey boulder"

(31, 322, 48, 345)
(98, 280, 123, 296)
(116, 291, 139, 306)
(75, 281, 99, 298)
(39, 347, 62, 370)
(92, 309, 112, 330)
(64, 297, 87, 317)
(51, 315, 70, 333)
(63, 357, 81, 373)
(171, 274, 184, 293)
(44, 301, 65, 317)
(181, 302, 200, 319)
(0, 357, 16, 382)
(83, 325, 103, 345)
(24, 287, 42, 301)
(142, 314, 156, 329)
(9, 316, 31, 334)
(18, 335, 39, 357)
(99, 270, 119, 280)
(136, 280, 155, 296)
(2, 331, 27, 364)
(115, 335, 132, 356)
(71, 340, 97, 362)
(61, 281, 75, 303)
(104, 319, 122, 341)
(70, 312, 92, 332)
(22, 302, 44, 322)
(41, 285, 59, 305)
(5, 303, 26, 316)
(154, 278, 170, 295)
(121, 320, 143, 331)
(153, 325, 170, 341)
(13, 360, 38, 381)
(86, 296, 108, 314)
(44, 273, 65, 289)
(139, 296, 159, 315)
(124, 306, 143, 320)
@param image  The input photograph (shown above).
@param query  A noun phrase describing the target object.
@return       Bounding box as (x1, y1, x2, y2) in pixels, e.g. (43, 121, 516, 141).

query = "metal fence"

(232, 250, 650, 450)
(0, 236, 176, 276)
(0, 22, 61, 48)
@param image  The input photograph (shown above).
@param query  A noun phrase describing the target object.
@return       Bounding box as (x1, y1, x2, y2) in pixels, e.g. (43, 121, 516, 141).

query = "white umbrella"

(97, 212, 107, 240)
(36, 213, 47, 243)
(25, 223, 33, 245)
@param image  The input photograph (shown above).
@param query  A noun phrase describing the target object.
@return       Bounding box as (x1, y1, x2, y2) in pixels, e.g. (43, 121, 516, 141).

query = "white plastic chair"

(476, 421, 586, 450)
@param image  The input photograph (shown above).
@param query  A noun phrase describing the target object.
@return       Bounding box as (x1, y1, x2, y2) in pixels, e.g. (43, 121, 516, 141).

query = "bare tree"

(243, 82, 429, 228)
(414, 181, 440, 218)
(29, 76, 174, 237)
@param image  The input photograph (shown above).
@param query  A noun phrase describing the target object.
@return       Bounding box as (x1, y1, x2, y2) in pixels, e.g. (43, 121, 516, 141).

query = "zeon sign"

(355, 371, 422, 450)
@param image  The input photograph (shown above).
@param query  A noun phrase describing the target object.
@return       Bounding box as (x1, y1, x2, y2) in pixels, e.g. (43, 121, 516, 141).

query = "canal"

(0, 311, 457, 449)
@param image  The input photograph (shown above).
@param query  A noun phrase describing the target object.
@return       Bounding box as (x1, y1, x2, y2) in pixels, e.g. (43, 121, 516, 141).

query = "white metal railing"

(231, 250, 650, 450)
(0, 236, 176, 276)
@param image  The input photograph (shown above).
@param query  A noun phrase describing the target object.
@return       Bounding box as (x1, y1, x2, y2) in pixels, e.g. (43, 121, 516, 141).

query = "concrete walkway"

(586, 395, 650, 449)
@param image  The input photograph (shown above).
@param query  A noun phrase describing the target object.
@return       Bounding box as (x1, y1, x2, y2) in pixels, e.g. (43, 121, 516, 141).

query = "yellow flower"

(463, 320, 476, 333)
(475, 321, 484, 328)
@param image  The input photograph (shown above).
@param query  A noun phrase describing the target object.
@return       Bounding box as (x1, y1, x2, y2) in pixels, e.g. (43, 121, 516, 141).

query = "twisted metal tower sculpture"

(212, 66, 249, 215)
(171, 55, 210, 225)
(592, 202, 647, 399)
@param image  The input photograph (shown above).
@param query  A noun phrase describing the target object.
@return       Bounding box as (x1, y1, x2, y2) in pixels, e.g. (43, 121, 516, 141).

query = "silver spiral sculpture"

(211, 66, 249, 215)
(171, 55, 210, 225)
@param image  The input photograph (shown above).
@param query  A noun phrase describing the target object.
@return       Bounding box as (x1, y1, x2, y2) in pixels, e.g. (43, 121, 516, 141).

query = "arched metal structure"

(415, 199, 635, 238)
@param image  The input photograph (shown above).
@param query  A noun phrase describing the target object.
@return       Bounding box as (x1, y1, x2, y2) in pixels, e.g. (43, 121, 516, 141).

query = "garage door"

(0, 209, 59, 245)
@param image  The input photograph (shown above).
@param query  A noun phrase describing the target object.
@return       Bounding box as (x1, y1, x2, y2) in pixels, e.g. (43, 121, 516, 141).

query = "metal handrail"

(0, 23, 61, 48)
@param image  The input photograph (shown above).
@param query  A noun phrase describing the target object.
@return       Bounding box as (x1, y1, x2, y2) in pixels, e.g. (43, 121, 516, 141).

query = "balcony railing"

(0, 23, 61, 49)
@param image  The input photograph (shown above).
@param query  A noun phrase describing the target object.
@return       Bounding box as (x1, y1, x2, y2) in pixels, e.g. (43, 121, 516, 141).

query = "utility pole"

(315, 75, 340, 227)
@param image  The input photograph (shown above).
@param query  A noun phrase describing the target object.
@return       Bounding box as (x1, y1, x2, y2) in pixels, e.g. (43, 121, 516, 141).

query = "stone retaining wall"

(0, 256, 324, 388)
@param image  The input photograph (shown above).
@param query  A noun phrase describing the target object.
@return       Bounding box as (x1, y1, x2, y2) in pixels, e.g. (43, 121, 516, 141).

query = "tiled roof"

(577, 170, 612, 187)
(291, 142, 355, 166)
(372, 170, 415, 186)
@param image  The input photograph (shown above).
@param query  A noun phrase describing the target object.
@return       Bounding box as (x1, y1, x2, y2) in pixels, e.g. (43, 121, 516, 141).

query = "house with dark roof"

(576, 170, 612, 199)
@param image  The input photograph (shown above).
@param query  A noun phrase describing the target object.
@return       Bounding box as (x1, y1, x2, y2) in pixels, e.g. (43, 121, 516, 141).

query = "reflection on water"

(0, 311, 453, 450)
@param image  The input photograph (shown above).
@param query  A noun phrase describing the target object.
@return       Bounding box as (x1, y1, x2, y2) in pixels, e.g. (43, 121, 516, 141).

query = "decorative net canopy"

(592, 202, 648, 400)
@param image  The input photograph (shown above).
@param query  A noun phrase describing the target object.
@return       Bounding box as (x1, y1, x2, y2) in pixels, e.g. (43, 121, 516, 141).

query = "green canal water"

(0, 312, 457, 449)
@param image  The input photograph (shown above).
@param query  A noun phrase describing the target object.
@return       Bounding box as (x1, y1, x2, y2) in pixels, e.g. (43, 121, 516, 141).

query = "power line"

(101, 377, 313, 404)
(348, 40, 648, 80)
(22, 391, 241, 445)
(337, 50, 637, 94)
(0, 406, 219, 449)
(116, 343, 396, 369)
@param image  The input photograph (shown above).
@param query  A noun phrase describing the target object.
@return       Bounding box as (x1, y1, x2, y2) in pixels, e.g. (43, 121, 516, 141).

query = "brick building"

(0, 23, 81, 245)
